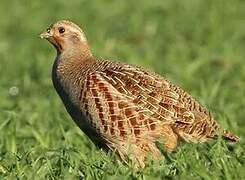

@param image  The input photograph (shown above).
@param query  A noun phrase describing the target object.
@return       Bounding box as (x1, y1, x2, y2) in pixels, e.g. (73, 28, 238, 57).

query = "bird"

(40, 20, 239, 168)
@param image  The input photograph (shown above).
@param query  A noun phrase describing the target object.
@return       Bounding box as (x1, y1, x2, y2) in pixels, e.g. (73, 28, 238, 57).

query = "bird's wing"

(100, 64, 212, 122)
(81, 62, 238, 143)
(94, 63, 221, 142)
(80, 70, 166, 143)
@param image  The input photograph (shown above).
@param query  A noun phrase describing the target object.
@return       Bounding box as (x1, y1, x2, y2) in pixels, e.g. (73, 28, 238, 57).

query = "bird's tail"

(222, 130, 240, 142)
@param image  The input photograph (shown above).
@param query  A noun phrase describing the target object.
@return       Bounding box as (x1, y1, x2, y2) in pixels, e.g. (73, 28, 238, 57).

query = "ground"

(0, 0, 244, 179)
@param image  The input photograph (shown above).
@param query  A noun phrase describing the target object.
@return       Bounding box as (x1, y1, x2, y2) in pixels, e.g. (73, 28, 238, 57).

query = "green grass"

(0, 0, 244, 179)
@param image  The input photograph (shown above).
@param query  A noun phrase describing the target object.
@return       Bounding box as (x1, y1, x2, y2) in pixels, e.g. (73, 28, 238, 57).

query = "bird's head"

(40, 20, 90, 55)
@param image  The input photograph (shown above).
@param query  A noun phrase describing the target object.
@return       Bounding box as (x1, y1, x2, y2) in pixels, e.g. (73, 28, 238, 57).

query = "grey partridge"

(40, 20, 239, 168)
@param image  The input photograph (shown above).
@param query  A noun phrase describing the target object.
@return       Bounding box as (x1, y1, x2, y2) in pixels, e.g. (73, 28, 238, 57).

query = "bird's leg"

(126, 125, 179, 168)
(115, 141, 163, 169)
(158, 124, 179, 152)
(130, 142, 163, 169)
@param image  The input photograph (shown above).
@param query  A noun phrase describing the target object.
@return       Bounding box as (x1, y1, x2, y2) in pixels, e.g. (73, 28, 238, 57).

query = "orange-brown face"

(40, 20, 87, 53)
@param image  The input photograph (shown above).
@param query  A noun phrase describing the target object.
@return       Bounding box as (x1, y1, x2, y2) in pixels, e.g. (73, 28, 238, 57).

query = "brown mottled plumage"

(40, 20, 239, 168)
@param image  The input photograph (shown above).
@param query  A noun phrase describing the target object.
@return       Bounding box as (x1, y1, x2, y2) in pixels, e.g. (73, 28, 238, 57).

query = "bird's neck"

(55, 42, 94, 71)
(58, 43, 92, 60)
(56, 49, 94, 75)
(53, 46, 96, 93)
(52, 48, 97, 108)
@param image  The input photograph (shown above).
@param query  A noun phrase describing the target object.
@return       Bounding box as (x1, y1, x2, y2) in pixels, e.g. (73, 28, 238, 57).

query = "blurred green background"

(0, 0, 244, 179)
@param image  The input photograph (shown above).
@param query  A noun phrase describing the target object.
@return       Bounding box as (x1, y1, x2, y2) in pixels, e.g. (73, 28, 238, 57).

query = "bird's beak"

(39, 31, 52, 39)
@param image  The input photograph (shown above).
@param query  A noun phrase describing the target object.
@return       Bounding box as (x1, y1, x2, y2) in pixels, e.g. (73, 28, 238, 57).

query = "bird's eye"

(58, 27, 65, 34)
